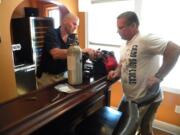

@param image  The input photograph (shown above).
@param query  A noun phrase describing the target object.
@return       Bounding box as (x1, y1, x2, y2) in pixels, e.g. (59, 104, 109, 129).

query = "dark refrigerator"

(11, 17, 54, 95)
(14, 64, 36, 95)
(12, 43, 36, 95)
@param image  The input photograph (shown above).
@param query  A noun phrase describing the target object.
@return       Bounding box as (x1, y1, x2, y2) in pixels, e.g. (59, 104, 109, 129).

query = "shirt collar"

(126, 32, 140, 45)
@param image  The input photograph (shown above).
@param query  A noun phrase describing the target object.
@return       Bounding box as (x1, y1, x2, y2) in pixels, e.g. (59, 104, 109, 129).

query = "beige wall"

(12, 0, 31, 18)
(0, 0, 22, 103)
(0, 0, 81, 103)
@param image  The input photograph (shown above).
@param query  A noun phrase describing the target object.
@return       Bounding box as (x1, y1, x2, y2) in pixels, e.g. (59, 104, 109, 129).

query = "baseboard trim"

(153, 119, 180, 135)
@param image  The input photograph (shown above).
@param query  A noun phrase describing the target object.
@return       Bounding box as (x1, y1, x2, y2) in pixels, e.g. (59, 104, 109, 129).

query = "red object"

(104, 55, 118, 72)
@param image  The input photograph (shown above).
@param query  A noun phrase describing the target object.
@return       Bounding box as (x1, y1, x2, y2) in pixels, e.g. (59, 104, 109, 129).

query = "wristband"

(155, 74, 163, 81)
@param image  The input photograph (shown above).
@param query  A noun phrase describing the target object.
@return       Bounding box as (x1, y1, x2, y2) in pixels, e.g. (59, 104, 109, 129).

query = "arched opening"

(0, 0, 80, 103)
(10, 0, 69, 95)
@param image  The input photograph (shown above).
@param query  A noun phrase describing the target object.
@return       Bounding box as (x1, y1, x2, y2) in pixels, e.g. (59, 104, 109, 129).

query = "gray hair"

(117, 11, 139, 26)
(63, 13, 79, 22)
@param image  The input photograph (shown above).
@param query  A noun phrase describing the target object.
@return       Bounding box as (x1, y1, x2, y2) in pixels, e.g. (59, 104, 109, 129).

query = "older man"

(37, 13, 96, 89)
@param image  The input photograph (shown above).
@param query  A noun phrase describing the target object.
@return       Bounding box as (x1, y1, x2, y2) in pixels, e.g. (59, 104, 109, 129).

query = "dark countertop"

(0, 76, 116, 135)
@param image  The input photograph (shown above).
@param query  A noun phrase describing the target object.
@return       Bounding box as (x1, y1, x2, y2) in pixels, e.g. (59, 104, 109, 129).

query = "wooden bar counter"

(0, 76, 114, 135)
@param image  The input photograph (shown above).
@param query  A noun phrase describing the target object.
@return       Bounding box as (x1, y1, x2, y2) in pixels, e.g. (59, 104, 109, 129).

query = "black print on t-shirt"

(128, 45, 138, 84)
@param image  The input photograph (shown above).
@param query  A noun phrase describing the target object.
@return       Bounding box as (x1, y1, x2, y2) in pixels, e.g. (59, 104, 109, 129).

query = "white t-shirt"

(120, 32, 168, 101)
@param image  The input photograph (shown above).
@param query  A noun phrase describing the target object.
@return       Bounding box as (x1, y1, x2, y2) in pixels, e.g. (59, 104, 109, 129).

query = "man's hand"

(82, 48, 99, 60)
(107, 70, 120, 80)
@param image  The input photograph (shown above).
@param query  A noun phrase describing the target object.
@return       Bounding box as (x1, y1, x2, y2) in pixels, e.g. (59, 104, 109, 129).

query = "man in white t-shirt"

(108, 11, 180, 135)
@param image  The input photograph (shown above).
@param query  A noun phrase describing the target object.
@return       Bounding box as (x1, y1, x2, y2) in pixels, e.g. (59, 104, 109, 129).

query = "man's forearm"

(115, 64, 122, 77)
(50, 48, 67, 59)
(155, 42, 180, 80)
